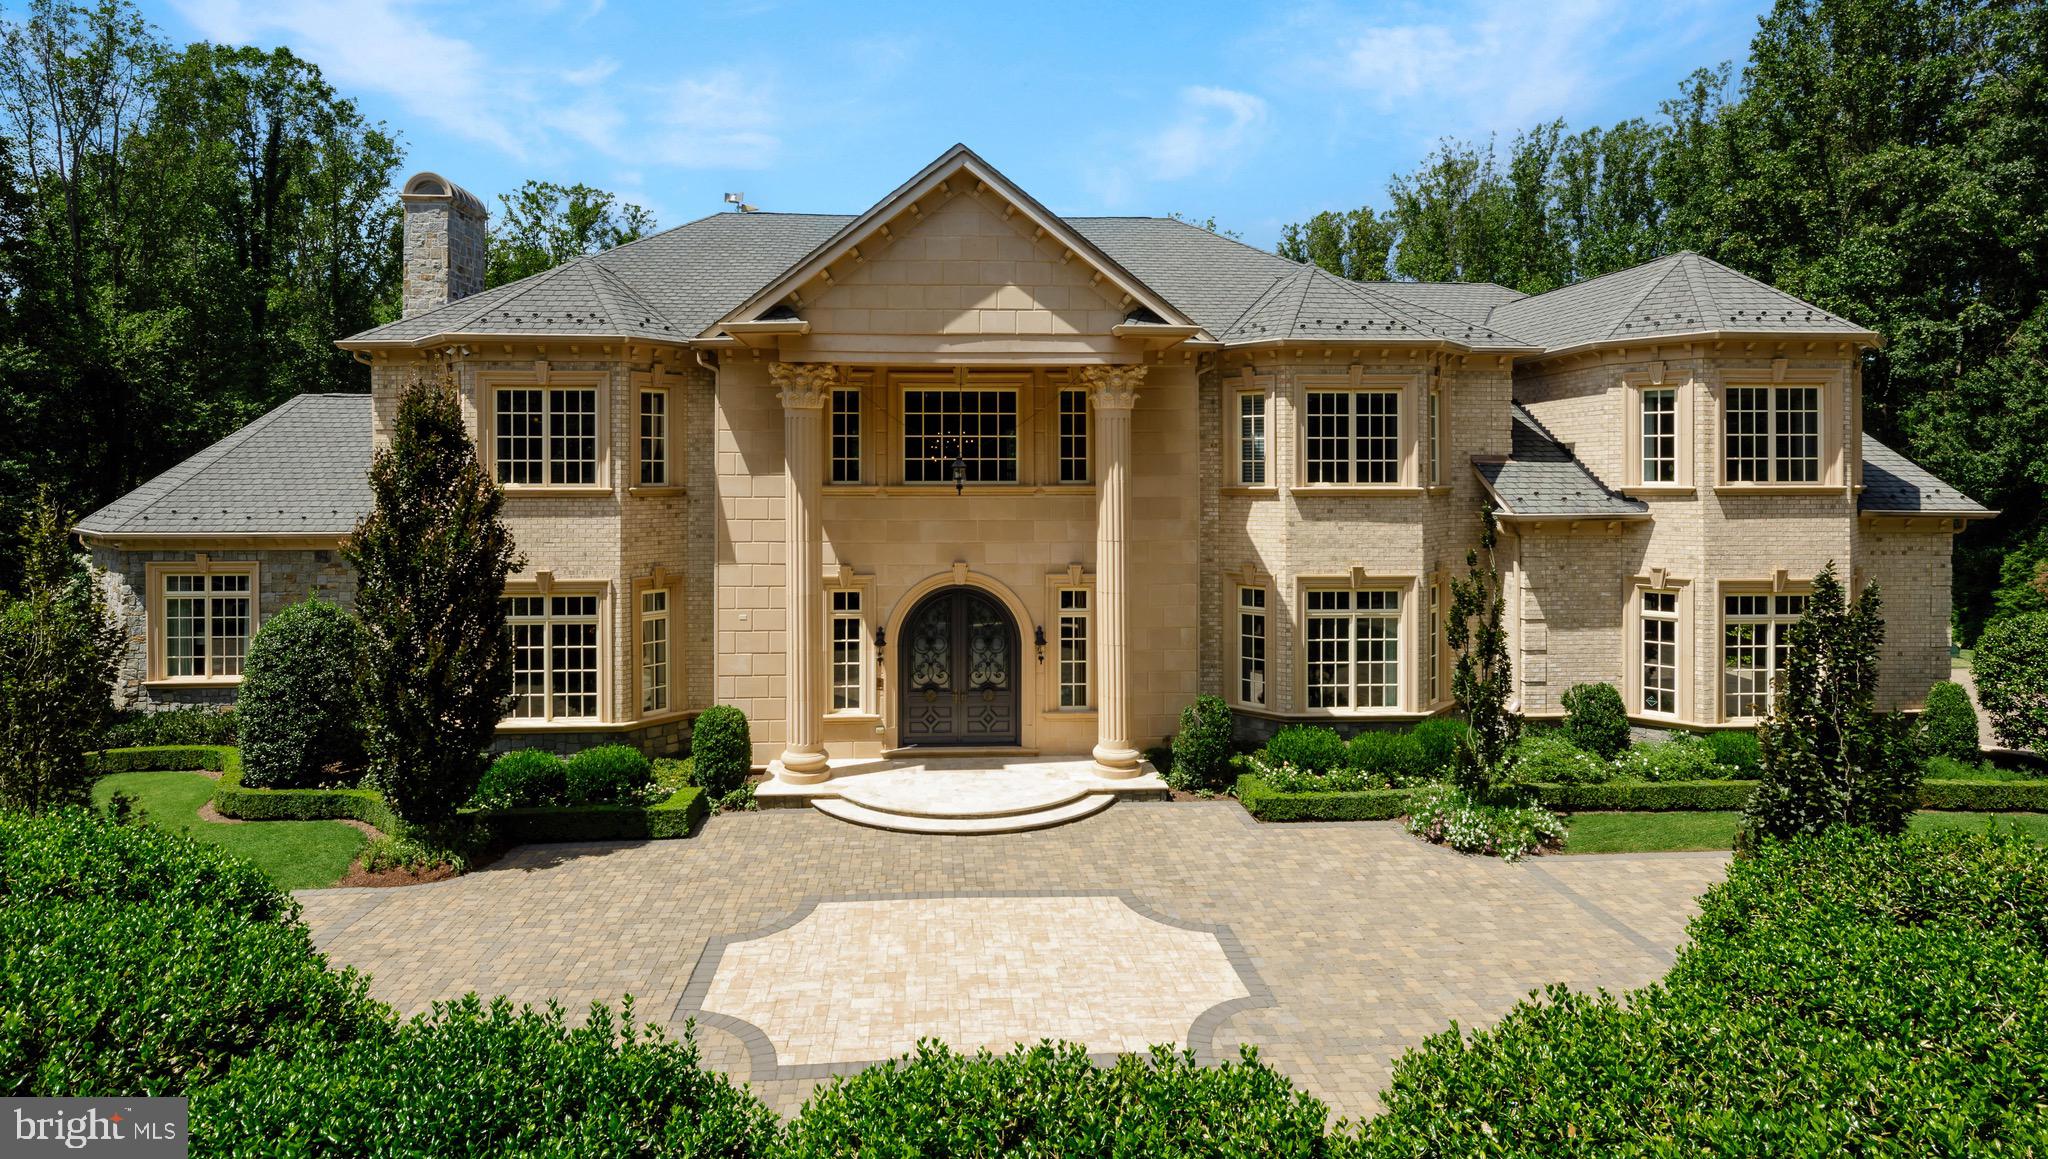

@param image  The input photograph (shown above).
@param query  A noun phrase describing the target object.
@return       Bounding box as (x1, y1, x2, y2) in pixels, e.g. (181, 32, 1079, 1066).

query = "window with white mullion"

(1725, 385, 1821, 483)
(1307, 588, 1401, 709)
(1057, 388, 1089, 483)
(505, 594, 600, 721)
(1426, 389, 1442, 487)
(496, 386, 599, 486)
(1426, 583, 1441, 704)
(902, 388, 1019, 483)
(1237, 392, 1267, 485)
(640, 589, 671, 715)
(1641, 591, 1679, 713)
(1722, 593, 1807, 718)
(639, 390, 669, 486)
(1305, 390, 1400, 484)
(161, 572, 252, 679)
(830, 388, 862, 484)
(830, 590, 865, 712)
(1057, 589, 1090, 708)
(1237, 587, 1266, 706)
(1641, 388, 1677, 483)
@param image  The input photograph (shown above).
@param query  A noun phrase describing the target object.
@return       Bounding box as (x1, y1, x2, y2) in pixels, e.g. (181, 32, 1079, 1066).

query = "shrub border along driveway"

(1235, 773, 2048, 822)
(92, 746, 709, 845)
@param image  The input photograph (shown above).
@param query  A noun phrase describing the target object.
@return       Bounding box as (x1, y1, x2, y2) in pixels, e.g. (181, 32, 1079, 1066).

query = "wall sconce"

(950, 457, 967, 495)
(872, 626, 886, 654)
(1034, 624, 1046, 664)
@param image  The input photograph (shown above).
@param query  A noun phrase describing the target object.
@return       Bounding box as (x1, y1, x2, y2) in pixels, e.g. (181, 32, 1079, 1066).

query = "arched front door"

(899, 587, 1019, 746)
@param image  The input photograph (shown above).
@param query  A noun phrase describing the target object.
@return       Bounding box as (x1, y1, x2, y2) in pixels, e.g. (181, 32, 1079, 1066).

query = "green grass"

(93, 771, 366, 890)
(1562, 809, 2048, 854)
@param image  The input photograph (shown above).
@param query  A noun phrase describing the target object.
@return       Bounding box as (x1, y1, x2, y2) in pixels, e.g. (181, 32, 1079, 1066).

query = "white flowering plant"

(1403, 784, 1567, 861)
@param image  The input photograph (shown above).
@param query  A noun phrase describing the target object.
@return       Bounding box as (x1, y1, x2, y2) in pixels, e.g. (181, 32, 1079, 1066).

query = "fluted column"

(1082, 364, 1145, 778)
(771, 362, 836, 783)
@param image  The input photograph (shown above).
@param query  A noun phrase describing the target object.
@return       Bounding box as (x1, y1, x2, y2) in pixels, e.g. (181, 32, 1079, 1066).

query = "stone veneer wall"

(93, 547, 355, 712)
(399, 194, 486, 319)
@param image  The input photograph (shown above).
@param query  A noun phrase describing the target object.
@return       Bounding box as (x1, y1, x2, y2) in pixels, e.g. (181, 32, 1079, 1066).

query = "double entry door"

(899, 587, 1019, 745)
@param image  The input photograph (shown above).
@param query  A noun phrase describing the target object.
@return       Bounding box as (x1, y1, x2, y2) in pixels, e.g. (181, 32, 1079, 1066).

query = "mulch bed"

(335, 860, 460, 888)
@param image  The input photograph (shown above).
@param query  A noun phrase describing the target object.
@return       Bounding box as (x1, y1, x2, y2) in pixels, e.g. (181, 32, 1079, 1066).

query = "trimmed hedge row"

(101, 745, 706, 845)
(1239, 773, 2048, 821)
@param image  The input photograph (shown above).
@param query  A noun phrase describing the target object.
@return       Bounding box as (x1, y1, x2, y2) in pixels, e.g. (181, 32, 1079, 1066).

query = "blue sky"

(150, 0, 1772, 249)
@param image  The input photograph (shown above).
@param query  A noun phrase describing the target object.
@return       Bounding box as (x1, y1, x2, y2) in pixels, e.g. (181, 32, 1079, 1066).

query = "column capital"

(770, 361, 838, 409)
(1078, 364, 1145, 411)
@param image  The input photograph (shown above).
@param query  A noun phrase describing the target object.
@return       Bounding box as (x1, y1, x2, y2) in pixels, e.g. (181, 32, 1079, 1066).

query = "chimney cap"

(401, 171, 486, 219)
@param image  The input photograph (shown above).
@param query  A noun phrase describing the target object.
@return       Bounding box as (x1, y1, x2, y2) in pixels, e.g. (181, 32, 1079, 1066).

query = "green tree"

(1447, 506, 1519, 792)
(1972, 611, 2048, 751)
(343, 371, 522, 831)
(0, 489, 123, 811)
(1276, 208, 1393, 280)
(486, 180, 654, 287)
(1741, 564, 1920, 845)
(1164, 211, 1243, 241)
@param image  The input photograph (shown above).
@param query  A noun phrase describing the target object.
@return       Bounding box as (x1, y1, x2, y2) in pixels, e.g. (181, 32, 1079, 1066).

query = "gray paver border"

(1519, 861, 1681, 965)
(672, 888, 1276, 1083)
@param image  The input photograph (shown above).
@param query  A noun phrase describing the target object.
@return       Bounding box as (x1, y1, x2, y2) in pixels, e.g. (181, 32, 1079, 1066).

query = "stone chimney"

(399, 171, 487, 318)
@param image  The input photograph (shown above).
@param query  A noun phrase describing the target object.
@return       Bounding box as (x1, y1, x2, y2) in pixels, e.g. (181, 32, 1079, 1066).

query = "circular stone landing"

(836, 767, 1092, 819)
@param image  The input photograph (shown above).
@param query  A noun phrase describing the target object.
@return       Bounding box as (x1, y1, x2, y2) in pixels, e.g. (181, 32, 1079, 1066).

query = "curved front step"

(835, 769, 1095, 819)
(812, 792, 1116, 834)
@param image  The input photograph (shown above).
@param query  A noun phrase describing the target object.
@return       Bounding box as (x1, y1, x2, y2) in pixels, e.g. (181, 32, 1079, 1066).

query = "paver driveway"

(297, 801, 1727, 1120)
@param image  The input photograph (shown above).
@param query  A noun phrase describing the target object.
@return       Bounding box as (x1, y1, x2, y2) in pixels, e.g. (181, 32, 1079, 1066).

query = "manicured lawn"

(92, 771, 366, 889)
(1562, 809, 2048, 853)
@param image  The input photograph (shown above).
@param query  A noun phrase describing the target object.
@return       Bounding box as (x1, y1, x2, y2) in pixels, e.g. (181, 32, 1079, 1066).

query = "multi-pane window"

(1305, 390, 1401, 484)
(1641, 388, 1676, 483)
(1306, 588, 1401, 709)
(1723, 593, 1808, 718)
(1426, 583, 1441, 705)
(1057, 589, 1090, 708)
(1426, 389, 1442, 487)
(1237, 587, 1266, 706)
(161, 572, 252, 679)
(830, 388, 861, 484)
(1641, 591, 1679, 713)
(496, 387, 598, 485)
(1237, 392, 1267, 485)
(640, 589, 671, 715)
(639, 390, 668, 486)
(830, 590, 864, 712)
(1725, 386, 1821, 483)
(1058, 388, 1089, 483)
(506, 594, 600, 721)
(902, 388, 1018, 482)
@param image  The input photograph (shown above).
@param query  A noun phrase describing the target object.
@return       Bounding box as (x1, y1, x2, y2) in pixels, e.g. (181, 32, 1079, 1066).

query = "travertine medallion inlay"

(692, 894, 1250, 1068)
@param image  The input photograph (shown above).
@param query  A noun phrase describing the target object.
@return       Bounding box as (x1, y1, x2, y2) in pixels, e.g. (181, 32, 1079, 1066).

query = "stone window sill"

(1712, 485, 1843, 497)
(502, 486, 614, 498)
(1624, 485, 1697, 498)
(144, 677, 242, 689)
(627, 484, 685, 498)
(824, 712, 881, 724)
(1293, 486, 1425, 498)
(1220, 486, 1279, 498)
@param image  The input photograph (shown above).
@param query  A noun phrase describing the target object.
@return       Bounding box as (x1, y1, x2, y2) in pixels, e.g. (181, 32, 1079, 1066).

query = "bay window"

(507, 594, 600, 721)
(1306, 587, 1401, 709)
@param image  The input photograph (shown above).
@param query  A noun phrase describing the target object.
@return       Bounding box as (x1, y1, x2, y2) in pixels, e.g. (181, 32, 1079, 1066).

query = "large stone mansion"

(78, 145, 1989, 777)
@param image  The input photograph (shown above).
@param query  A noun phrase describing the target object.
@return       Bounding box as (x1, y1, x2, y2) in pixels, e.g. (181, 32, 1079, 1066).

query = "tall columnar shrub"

(1560, 682, 1630, 758)
(238, 598, 367, 788)
(1168, 694, 1234, 791)
(1741, 565, 1920, 845)
(690, 706, 751, 799)
(1916, 680, 1981, 763)
(0, 491, 123, 812)
(344, 373, 524, 830)
(1973, 612, 2048, 751)
(1447, 505, 1520, 794)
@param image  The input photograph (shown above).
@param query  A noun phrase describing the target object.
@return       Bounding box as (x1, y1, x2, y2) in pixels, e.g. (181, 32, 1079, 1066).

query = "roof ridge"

(1218, 273, 1294, 337)
(1686, 251, 1862, 329)
(584, 259, 678, 331)
(1601, 258, 1691, 343)
(1322, 270, 1497, 339)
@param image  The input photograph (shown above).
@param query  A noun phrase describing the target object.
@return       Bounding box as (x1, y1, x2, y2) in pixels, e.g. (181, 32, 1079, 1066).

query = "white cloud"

(169, 0, 780, 171)
(1142, 86, 1270, 180)
(1279, 0, 1696, 135)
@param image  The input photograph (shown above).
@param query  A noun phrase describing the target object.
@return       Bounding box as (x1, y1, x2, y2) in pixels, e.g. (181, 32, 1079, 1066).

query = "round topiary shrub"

(470, 749, 568, 810)
(1411, 717, 1466, 777)
(564, 745, 653, 806)
(1561, 682, 1630, 758)
(238, 599, 366, 789)
(690, 706, 751, 799)
(1168, 694, 1234, 791)
(1974, 613, 2048, 751)
(1261, 725, 1347, 774)
(1346, 730, 1432, 786)
(1917, 680, 1981, 763)
(1704, 730, 1762, 776)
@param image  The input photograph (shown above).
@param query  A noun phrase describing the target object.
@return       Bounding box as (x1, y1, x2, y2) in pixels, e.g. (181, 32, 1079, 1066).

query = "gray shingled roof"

(1487, 251, 1875, 354)
(1370, 280, 1526, 325)
(1860, 434, 1992, 515)
(1476, 406, 1649, 518)
(1216, 264, 1536, 351)
(76, 394, 372, 537)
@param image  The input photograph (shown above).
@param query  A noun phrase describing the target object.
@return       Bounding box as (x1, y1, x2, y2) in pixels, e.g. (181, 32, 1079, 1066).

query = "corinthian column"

(770, 362, 836, 783)
(1081, 364, 1146, 778)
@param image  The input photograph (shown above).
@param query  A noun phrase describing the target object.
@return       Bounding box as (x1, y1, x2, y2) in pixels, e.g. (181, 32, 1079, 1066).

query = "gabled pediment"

(708, 145, 1205, 357)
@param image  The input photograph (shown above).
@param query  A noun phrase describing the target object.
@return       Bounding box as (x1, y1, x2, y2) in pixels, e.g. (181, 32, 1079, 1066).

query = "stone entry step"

(812, 792, 1117, 834)
(834, 767, 1097, 819)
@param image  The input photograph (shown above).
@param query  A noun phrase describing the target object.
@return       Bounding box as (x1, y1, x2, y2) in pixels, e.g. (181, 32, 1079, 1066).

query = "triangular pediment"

(709, 145, 1202, 345)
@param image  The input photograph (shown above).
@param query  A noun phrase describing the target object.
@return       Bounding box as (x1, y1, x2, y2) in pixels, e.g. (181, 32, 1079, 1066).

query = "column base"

(1090, 741, 1142, 780)
(773, 747, 831, 784)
